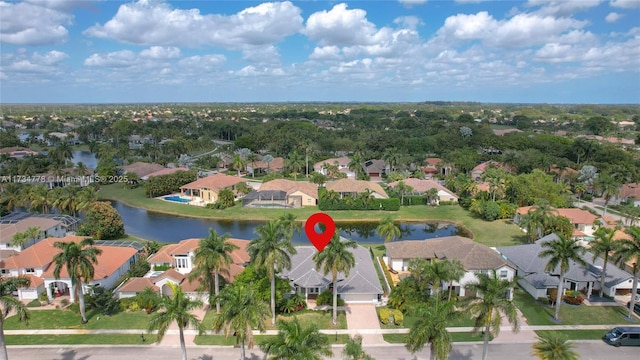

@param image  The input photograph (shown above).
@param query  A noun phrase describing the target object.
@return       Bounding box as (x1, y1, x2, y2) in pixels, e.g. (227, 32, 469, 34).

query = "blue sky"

(1, 0, 639, 104)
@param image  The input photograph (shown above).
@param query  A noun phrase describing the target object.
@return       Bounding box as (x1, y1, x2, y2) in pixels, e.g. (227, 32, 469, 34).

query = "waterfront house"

(179, 173, 247, 204)
(325, 178, 388, 199)
(121, 162, 166, 179)
(387, 178, 458, 203)
(514, 206, 600, 238)
(313, 157, 354, 178)
(243, 179, 318, 208)
(0, 213, 70, 251)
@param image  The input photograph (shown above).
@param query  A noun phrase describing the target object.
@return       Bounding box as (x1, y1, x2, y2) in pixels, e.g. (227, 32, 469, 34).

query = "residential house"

(243, 179, 318, 208)
(47, 132, 79, 146)
(497, 234, 636, 299)
(280, 243, 383, 303)
(34, 167, 96, 188)
(325, 178, 388, 199)
(514, 206, 600, 238)
(246, 156, 285, 175)
(363, 159, 389, 181)
(422, 157, 452, 177)
(179, 173, 247, 204)
(617, 183, 640, 207)
(385, 236, 516, 298)
(313, 157, 354, 178)
(0, 214, 68, 251)
(470, 160, 512, 181)
(140, 167, 190, 181)
(121, 162, 166, 179)
(387, 178, 458, 203)
(128, 134, 154, 150)
(0, 235, 138, 301)
(0, 147, 39, 159)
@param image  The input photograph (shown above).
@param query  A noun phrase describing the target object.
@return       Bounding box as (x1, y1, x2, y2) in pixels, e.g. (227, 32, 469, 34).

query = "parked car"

(627, 301, 640, 317)
(603, 326, 640, 347)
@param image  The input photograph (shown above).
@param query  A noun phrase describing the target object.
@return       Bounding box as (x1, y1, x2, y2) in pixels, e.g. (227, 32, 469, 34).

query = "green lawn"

(513, 288, 631, 325)
(383, 332, 486, 343)
(534, 330, 607, 341)
(194, 334, 349, 346)
(4, 309, 151, 330)
(201, 309, 347, 331)
(377, 306, 475, 329)
(4, 334, 157, 345)
(98, 184, 526, 247)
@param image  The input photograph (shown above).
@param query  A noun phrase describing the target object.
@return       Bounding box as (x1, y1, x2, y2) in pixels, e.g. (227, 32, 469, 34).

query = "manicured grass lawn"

(201, 309, 347, 331)
(4, 309, 151, 330)
(513, 287, 630, 326)
(377, 306, 475, 329)
(383, 332, 486, 343)
(534, 330, 607, 341)
(4, 334, 157, 345)
(98, 184, 526, 247)
(194, 334, 349, 346)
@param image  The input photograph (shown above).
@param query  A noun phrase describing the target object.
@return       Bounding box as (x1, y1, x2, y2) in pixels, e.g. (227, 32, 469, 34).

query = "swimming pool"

(163, 195, 190, 203)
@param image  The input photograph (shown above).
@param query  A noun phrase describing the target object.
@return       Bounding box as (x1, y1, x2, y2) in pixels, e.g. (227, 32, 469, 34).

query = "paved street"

(8, 342, 640, 360)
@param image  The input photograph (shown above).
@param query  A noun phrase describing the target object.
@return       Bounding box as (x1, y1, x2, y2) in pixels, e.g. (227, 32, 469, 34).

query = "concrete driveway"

(345, 304, 386, 345)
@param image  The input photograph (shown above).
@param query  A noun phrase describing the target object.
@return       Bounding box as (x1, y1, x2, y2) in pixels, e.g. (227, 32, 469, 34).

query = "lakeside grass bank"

(98, 184, 526, 247)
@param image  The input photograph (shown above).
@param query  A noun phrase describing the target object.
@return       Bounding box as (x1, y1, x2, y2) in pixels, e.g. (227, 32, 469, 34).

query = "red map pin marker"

(305, 212, 336, 252)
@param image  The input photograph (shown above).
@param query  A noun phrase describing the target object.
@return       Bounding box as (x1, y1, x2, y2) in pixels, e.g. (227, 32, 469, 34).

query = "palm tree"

(76, 186, 97, 214)
(0, 183, 22, 211)
(75, 161, 88, 176)
(612, 226, 640, 320)
(232, 154, 246, 177)
(277, 213, 301, 240)
(383, 148, 402, 172)
(0, 276, 30, 360)
(591, 226, 619, 298)
(135, 286, 162, 314)
(10, 226, 41, 249)
(444, 259, 465, 301)
(538, 234, 587, 322)
(393, 181, 412, 206)
(406, 299, 459, 360)
(247, 153, 259, 178)
(148, 282, 204, 360)
(531, 333, 579, 360)
(348, 153, 365, 180)
(343, 335, 375, 360)
(595, 173, 621, 217)
(249, 220, 297, 325)
(188, 229, 238, 314)
(28, 184, 49, 213)
(377, 216, 401, 242)
(574, 182, 587, 203)
(259, 317, 332, 360)
(263, 154, 274, 173)
(212, 284, 269, 360)
(465, 270, 520, 360)
(286, 150, 305, 180)
(52, 238, 103, 324)
(313, 233, 357, 325)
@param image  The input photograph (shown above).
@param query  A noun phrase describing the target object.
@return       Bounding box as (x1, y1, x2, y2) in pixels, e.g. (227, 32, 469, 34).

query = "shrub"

(379, 307, 403, 326)
(26, 299, 41, 307)
(316, 289, 345, 307)
(564, 290, 584, 305)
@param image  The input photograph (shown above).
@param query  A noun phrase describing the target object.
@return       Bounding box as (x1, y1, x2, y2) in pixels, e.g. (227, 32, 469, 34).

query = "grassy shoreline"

(98, 184, 527, 247)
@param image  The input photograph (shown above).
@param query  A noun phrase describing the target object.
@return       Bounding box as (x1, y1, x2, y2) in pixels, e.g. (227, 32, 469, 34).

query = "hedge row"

(318, 198, 400, 211)
(144, 170, 197, 198)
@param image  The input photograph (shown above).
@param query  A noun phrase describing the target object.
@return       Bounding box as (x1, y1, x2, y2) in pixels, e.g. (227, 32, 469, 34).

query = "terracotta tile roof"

(0, 235, 87, 269)
(386, 236, 511, 271)
(424, 158, 443, 167)
(0, 250, 18, 260)
(364, 159, 386, 172)
(0, 217, 62, 245)
(22, 274, 44, 288)
(41, 246, 138, 281)
(314, 156, 350, 168)
(142, 167, 190, 179)
(251, 156, 285, 172)
(516, 207, 598, 225)
(147, 244, 178, 264)
(152, 268, 186, 283)
(388, 178, 456, 197)
(325, 178, 388, 198)
(118, 277, 158, 293)
(180, 173, 246, 191)
(259, 179, 318, 198)
(122, 162, 166, 178)
(620, 183, 640, 200)
(472, 160, 511, 174)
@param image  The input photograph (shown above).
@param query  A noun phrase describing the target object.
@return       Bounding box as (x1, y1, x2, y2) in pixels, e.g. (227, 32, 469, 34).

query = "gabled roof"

(386, 237, 511, 271)
(118, 277, 158, 293)
(0, 235, 88, 269)
(363, 159, 386, 172)
(424, 158, 443, 167)
(180, 173, 246, 191)
(259, 179, 318, 198)
(22, 274, 44, 288)
(122, 162, 166, 178)
(516, 207, 598, 225)
(497, 233, 633, 289)
(325, 178, 388, 198)
(387, 178, 457, 198)
(281, 244, 382, 296)
(620, 183, 640, 200)
(471, 160, 511, 174)
(314, 156, 350, 168)
(152, 268, 186, 283)
(41, 245, 138, 281)
(251, 156, 285, 171)
(0, 217, 62, 245)
(142, 167, 190, 180)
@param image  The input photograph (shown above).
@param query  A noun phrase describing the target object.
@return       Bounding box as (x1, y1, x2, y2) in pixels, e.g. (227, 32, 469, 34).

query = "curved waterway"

(112, 201, 467, 244)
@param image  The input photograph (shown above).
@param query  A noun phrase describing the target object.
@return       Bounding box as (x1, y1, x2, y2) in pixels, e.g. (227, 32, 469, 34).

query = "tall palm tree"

(188, 229, 238, 314)
(348, 153, 365, 180)
(383, 148, 402, 172)
(259, 317, 332, 360)
(406, 299, 460, 360)
(377, 216, 401, 242)
(0, 276, 30, 360)
(232, 154, 246, 177)
(286, 150, 305, 180)
(465, 270, 520, 360)
(52, 238, 103, 324)
(342, 335, 375, 360)
(75, 161, 88, 176)
(249, 220, 297, 325)
(596, 173, 621, 217)
(263, 154, 274, 173)
(574, 182, 587, 203)
(0, 183, 22, 211)
(444, 259, 465, 301)
(393, 181, 412, 206)
(277, 213, 301, 240)
(10, 226, 41, 249)
(212, 284, 269, 360)
(612, 226, 640, 320)
(76, 186, 97, 214)
(539, 234, 587, 322)
(28, 184, 49, 213)
(591, 226, 619, 298)
(313, 233, 356, 325)
(148, 282, 204, 360)
(531, 333, 579, 360)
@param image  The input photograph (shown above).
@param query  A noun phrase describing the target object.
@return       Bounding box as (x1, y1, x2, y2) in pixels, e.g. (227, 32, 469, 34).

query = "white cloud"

(1, 50, 68, 80)
(24, 0, 97, 11)
(84, 50, 137, 67)
(527, 0, 602, 16)
(610, 0, 640, 9)
(303, 4, 381, 46)
(0, 1, 72, 45)
(398, 0, 427, 7)
(177, 54, 226, 69)
(309, 46, 342, 61)
(605, 12, 623, 22)
(140, 46, 181, 59)
(83, 0, 303, 49)
(394, 16, 423, 30)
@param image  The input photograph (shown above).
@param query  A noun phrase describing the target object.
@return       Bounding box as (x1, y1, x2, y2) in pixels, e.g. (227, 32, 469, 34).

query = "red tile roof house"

(0, 146, 39, 159)
(385, 236, 516, 298)
(617, 183, 640, 207)
(140, 167, 190, 181)
(470, 160, 513, 181)
(313, 157, 354, 178)
(514, 206, 600, 239)
(118, 238, 250, 302)
(179, 173, 247, 204)
(387, 178, 458, 204)
(325, 178, 388, 199)
(0, 215, 67, 251)
(247, 179, 318, 207)
(121, 162, 166, 178)
(246, 156, 285, 175)
(0, 236, 138, 301)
